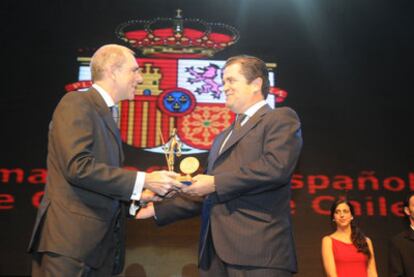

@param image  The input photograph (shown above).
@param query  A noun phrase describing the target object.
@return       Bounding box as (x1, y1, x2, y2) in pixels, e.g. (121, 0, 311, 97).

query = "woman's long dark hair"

(330, 199, 371, 259)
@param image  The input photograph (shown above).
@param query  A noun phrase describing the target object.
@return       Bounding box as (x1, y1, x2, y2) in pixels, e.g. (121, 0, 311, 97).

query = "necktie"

(233, 113, 247, 131)
(111, 105, 119, 124)
(219, 113, 247, 154)
(199, 195, 212, 258)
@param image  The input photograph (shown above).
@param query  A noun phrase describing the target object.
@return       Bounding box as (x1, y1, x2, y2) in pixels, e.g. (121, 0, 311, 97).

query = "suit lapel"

(208, 126, 233, 171)
(407, 228, 414, 241)
(216, 104, 272, 160)
(87, 88, 124, 162)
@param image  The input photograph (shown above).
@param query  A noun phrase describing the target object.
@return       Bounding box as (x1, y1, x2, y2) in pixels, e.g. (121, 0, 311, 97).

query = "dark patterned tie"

(110, 105, 119, 125)
(199, 196, 212, 256)
(234, 113, 247, 131)
(203, 114, 248, 240)
(218, 113, 247, 154)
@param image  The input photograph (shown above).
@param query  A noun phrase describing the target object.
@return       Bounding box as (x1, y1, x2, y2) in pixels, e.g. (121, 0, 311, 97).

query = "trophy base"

(177, 175, 192, 186)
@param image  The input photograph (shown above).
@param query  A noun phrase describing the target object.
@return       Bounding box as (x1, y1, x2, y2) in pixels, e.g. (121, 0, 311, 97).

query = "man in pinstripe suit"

(138, 55, 303, 276)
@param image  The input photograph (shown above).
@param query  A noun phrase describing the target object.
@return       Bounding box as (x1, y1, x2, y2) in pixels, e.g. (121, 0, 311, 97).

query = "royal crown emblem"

(116, 9, 240, 58)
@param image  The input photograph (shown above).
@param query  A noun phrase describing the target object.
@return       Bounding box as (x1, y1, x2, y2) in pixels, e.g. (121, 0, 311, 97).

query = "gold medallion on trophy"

(178, 156, 200, 185)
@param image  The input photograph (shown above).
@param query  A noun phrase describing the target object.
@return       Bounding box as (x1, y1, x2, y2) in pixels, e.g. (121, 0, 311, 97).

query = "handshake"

(141, 170, 215, 200)
(136, 170, 215, 219)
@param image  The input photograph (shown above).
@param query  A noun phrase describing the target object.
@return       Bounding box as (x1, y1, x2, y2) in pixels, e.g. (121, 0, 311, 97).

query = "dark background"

(1, 0, 413, 276)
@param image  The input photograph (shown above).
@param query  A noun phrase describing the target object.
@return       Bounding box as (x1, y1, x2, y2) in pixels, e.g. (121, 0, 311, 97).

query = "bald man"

(28, 44, 182, 276)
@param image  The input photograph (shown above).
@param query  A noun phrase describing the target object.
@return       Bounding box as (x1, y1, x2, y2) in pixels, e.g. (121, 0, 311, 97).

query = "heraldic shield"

(68, 57, 283, 153)
(66, 11, 287, 153)
(118, 58, 234, 152)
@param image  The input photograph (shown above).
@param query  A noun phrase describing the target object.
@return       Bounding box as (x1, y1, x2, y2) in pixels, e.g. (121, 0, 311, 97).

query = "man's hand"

(140, 189, 163, 203)
(144, 170, 183, 196)
(182, 174, 215, 197)
(135, 202, 155, 219)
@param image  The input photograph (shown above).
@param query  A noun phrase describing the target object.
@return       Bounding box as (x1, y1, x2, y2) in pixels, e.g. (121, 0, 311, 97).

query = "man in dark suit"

(389, 192, 414, 277)
(28, 44, 182, 276)
(138, 55, 303, 276)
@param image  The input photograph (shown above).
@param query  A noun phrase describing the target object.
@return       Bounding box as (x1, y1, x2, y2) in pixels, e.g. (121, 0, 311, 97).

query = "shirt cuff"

(129, 201, 140, 216)
(131, 171, 145, 201)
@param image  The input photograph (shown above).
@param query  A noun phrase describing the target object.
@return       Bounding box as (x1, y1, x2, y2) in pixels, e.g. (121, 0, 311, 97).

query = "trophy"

(161, 128, 199, 185)
(131, 128, 198, 213)
(179, 157, 200, 185)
